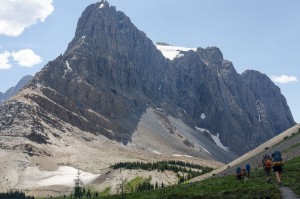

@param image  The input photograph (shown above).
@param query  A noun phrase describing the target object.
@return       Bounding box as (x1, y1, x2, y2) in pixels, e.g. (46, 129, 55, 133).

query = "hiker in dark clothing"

(260, 154, 272, 183)
(245, 163, 251, 178)
(272, 151, 284, 186)
(236, 166, 246, 180)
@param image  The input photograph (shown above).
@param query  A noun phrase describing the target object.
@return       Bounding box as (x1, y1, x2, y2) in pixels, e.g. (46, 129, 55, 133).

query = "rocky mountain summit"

(0, 1, 296, 192)
(0, 0, 295, 156)
(0, 75, 32, 103)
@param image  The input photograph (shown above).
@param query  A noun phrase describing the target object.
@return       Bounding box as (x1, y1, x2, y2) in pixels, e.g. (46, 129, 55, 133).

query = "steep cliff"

(0, 1, 295, 159)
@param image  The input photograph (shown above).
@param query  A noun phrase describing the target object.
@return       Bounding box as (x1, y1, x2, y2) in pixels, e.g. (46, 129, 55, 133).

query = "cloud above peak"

(0, 49, 42, 69)
(271, 75, 298, 84)
(0, 0, 54, 37)
(12, 49, 42, 67)
(0, 51, 12, 70)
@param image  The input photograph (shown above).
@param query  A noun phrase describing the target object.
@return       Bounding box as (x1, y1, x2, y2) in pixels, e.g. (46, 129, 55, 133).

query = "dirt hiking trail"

(279, 186, 299, 199)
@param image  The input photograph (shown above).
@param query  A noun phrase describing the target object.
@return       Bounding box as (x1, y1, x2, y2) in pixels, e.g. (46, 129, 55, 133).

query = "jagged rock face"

(0, 1, 296, 156)
(166, 48, 264, 153)
(26, 2, 169, 142)
(65, 2, 168, 99)
(242, 70, 295, 137)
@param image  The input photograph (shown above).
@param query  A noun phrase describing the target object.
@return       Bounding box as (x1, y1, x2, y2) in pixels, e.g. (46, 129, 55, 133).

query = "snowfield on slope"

(195, 126, 230, 152)
(20, 166, 100, 188)
(156, 44, 196, 60)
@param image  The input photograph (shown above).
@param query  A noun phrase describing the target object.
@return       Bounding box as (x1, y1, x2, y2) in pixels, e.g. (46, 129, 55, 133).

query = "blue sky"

(0, 0, 299, 122)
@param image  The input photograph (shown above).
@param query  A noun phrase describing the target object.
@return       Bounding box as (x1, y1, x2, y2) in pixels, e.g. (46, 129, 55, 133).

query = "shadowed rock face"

(0, 1, 295, 156)
(242, 70, 296, 137)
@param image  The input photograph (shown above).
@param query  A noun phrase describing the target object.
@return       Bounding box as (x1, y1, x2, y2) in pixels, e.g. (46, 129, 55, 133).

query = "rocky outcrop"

(242, 70, 295, 137)
(0, 1, 295, 157)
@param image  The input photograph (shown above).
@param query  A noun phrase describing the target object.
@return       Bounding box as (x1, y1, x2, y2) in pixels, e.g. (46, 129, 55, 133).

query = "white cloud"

(12, 49, 42, 67)
(0, 51, 12, 70)
(271, 75, 298, 84)
(0, 0, 54, 36)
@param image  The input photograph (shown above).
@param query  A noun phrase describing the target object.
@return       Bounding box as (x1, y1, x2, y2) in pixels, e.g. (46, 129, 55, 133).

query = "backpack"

(236, 167, 241, 175)
(245, 164, 250, 171)
(241, 168, 246, 175)
(272, 151, 284, 166)
(263, 155, 272, 169)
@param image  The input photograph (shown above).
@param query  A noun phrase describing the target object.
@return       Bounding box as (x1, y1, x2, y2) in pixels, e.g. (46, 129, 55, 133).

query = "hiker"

(235, 166, 246, 180)
(260, 154, 272, 183)
(245, 163, 251, 178)
(272, 151, 284, 186)
(236, 166, 242, 180)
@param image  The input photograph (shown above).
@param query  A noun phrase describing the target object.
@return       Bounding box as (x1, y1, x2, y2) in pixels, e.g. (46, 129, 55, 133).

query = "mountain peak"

(66, 1, 130, 54)
(98, 0, 109, 9)
(196, 46, 223, 64)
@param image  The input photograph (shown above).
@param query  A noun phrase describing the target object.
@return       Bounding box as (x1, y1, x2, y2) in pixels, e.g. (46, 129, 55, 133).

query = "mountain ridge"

(0, 75, 33, 103)
(1, 0, 295, 156)
(0, 1, 296, 194)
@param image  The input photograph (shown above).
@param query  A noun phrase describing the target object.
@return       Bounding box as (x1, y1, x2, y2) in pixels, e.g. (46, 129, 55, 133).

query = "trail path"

(279, 186, 299, 199)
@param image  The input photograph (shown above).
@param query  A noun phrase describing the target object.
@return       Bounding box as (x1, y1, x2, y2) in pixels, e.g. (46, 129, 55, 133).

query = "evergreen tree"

(86, 189, 91, 199)
(73, 170, 84, 198)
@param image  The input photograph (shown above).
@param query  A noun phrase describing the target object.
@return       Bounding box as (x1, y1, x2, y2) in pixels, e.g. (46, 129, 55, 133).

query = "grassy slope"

(102, 172, 280, 199)
(37, 155, 300, 199)
(101, 156, 300, 199)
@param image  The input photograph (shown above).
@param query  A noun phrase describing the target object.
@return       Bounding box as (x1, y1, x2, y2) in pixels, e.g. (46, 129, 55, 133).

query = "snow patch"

(158, 84, 161, 91)
(148, 148, 161, 154)
(21, 166, 100, 188)
(63, 61, 73, 76)
(99, 1, 106, 9)
(195, 126, 207, 132)
(176, 53, 185, 58)
(156, 44, 196, 60)
(209, 133, 229, 152)
(156, 108, 163, 112)
(195, 126, 229, 152)
(82, 36, 86, 39)
(65, 61, 72, 71)
(200, 113, 206, 120)
(172, 154, 193, 158)
(256, 103, 262, 122)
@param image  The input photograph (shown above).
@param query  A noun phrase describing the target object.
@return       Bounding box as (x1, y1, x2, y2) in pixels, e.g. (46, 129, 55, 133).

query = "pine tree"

(86, 189, 91, 199)
(73, 169, 84, 198)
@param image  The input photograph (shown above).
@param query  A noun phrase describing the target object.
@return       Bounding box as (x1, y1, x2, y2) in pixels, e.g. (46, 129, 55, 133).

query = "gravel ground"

(279, 186, 300, 199)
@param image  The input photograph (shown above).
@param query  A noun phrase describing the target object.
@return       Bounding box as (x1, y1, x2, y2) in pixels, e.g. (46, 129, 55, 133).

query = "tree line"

(111, 160, 214, 183)
(0, 190, 34, 199)
(111, 160, 213, 173)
